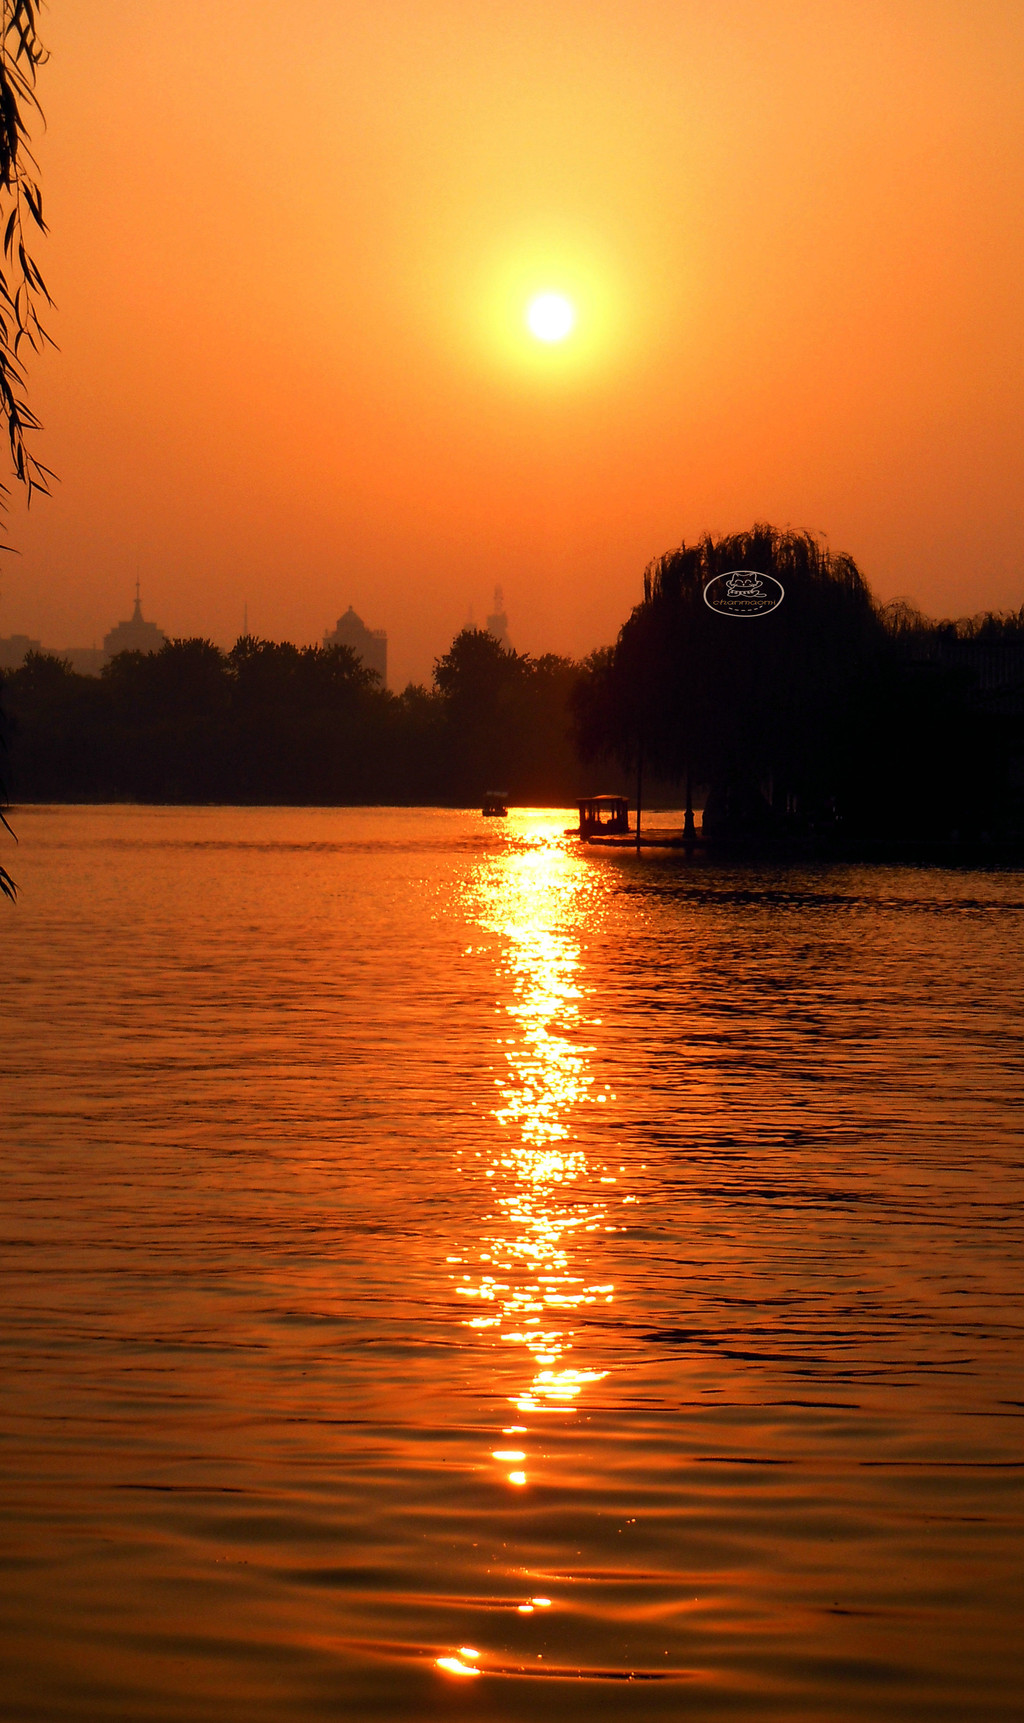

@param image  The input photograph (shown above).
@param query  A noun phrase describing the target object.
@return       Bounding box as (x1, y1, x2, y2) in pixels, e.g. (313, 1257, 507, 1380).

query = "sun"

(526, 292, 576, 343)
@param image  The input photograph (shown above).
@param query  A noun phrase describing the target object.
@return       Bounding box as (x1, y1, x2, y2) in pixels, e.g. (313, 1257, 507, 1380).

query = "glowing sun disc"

(526, 293, 575, 343)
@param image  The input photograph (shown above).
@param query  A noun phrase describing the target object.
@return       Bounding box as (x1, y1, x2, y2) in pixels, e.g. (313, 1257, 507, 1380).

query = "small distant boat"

(482, 790, 509, 817)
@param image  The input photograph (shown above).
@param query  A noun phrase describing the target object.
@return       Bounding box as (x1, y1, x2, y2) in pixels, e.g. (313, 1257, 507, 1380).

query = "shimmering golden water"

(3, 806, 1023, 1720)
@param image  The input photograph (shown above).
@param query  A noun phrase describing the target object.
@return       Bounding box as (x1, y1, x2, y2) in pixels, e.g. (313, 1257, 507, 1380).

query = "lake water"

(3, 805, 1023, 1722)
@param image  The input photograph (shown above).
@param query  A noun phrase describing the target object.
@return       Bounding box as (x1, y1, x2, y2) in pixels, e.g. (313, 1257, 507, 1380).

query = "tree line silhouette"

(3, 526, 1023, 847)
(0, 629, 584, 806)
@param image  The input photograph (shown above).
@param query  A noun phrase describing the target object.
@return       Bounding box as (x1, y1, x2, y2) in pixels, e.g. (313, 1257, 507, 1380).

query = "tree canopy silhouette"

(0, 632, 586, 807)
(574, 524, 881, 826)
(433, 628, 581, 803)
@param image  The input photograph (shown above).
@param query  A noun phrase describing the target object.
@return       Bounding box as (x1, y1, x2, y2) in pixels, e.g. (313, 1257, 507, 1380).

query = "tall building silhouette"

(485, 585, 509, 647)
(0, 632, 41, 670)
(103, 582, 166, 658)
(323, 605, 387, 685)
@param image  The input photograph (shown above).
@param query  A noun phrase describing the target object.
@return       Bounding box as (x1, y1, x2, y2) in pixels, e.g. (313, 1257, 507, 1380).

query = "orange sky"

(2, 0, 1022, 686)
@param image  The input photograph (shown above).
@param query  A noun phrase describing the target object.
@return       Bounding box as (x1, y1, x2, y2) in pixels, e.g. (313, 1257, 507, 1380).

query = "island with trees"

(2, 527, 1022, 858)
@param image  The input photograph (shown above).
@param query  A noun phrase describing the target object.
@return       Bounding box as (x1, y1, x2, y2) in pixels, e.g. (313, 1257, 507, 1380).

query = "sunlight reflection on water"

(438, 827, 618, 1675)
(4, 806, 1024, 1721)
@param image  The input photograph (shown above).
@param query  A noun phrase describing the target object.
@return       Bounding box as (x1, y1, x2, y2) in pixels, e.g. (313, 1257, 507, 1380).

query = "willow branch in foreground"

(0, 0, 53, 514)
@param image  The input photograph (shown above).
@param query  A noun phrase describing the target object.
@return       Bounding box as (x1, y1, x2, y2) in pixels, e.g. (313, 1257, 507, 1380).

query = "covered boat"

(576, 795, 630, 837)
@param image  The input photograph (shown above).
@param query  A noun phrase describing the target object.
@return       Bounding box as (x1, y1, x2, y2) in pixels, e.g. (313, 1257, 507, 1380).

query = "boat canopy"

(578, 795, 629, 836)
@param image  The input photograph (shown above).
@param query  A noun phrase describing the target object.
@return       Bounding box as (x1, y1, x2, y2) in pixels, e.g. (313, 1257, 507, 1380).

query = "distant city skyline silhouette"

(0, 587, 523, 692)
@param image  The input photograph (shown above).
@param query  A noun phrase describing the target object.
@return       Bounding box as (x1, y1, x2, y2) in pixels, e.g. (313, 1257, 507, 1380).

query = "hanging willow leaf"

(0, 3, 50, 903)
(0, 0, 52, 516)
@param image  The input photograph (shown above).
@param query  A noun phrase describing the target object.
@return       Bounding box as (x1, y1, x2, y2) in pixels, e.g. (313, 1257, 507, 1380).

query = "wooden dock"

(578, 826, 705, 850)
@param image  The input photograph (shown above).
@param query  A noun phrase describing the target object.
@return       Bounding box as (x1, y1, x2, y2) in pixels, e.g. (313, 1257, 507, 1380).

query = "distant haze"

(2, 0, 1022, 688)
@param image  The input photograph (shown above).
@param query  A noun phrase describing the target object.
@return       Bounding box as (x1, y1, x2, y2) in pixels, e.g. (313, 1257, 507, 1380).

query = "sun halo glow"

(526, 292, 576, 343)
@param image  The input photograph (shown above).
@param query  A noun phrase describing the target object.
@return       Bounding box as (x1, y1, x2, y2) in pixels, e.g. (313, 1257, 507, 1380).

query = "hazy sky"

(2, 0, 1022, 685)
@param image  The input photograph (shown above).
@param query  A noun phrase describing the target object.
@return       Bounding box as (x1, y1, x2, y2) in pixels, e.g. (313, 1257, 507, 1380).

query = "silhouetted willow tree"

(574, 525, 882, 823)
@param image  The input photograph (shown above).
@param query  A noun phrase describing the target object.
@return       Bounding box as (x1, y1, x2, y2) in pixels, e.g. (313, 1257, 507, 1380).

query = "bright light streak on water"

(452, 838, 612, 1469)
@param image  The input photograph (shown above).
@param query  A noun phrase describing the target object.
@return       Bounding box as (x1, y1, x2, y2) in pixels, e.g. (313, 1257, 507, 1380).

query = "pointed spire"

(485, 585, 509, 647)
(104, 581, 166, 660)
